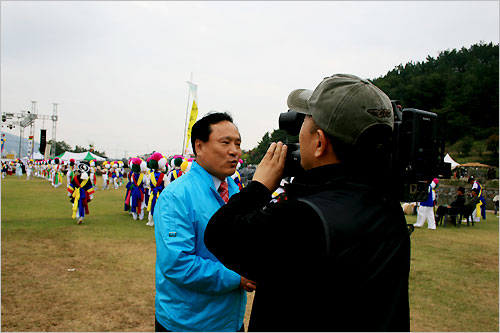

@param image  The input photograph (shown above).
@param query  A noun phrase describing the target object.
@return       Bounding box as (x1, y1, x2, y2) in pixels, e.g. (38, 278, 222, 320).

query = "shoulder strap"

(297, 198, 331, 256)
(157, 172, 165, 184)
(150, 172, 157, 187)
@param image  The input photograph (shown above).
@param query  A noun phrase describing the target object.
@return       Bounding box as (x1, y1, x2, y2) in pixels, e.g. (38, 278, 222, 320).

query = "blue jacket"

(154, 161, 245, 332)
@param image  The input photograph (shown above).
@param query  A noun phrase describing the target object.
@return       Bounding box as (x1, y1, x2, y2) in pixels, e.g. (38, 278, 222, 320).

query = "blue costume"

(127, 171, 146, 220)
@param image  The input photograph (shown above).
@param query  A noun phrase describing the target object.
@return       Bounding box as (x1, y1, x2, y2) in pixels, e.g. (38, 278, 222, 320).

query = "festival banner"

(28, 135, 34, 158)
(184, 82, 199, 154)
(44, 143, 52, 158)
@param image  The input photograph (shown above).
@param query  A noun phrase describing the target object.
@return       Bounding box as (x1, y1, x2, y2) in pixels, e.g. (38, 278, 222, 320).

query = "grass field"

(1, 176, 499, 332)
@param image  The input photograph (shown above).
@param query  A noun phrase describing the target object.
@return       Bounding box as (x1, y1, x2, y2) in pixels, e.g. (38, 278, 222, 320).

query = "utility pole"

(182, 72, 193, 155)
(29, 101, 37, 159)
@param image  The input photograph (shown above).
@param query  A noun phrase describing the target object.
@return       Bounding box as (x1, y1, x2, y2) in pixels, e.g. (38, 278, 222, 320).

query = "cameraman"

(205, 74, 410, 332)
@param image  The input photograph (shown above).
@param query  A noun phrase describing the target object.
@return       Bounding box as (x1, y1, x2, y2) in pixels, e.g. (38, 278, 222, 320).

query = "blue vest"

(420, 184, 434, 207)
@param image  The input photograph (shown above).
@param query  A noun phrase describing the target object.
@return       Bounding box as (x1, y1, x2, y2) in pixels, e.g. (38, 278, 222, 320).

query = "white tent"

(21, 152, 44, 163)
(444, 153, 460, 169)
(56, 151, 106, 162)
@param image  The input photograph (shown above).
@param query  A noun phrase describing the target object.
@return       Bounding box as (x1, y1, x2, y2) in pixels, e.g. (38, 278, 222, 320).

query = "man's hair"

(191, 112, 234, 156)
(472, 188, 479, 195)
(458, 186, 465, 194)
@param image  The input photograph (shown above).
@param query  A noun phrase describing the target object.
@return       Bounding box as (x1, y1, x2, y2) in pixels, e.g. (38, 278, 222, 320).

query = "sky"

(1, 1, 499, 159)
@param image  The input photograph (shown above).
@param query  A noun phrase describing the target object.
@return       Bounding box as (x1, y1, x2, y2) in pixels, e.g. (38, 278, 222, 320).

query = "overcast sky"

(1, 1, 498, 159)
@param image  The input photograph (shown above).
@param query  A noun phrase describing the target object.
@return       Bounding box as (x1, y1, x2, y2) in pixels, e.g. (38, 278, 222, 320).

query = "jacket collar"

(191, 161, 218, 192)
(190, 161, 237, 197)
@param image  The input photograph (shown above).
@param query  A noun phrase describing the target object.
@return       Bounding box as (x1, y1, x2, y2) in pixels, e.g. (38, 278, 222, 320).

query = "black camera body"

(278, 101, 451, 202)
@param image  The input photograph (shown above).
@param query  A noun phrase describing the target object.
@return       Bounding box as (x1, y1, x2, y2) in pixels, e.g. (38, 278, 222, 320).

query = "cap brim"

(287, 89, 313, 114)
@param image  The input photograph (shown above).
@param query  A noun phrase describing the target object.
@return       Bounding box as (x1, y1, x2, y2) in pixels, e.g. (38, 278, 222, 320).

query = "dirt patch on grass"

(2, 237, 155, 332)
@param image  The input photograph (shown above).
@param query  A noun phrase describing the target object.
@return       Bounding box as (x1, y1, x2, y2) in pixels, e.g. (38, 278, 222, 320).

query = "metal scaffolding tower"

(1, 102, 59, 159)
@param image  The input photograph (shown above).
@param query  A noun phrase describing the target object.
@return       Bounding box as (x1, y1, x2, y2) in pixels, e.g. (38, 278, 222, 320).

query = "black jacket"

(205, 164, 410, 332)
(449, 194, 465, 208)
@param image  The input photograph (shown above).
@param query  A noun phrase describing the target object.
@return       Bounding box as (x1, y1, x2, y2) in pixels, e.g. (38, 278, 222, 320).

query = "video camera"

(278, 100, 451, 202)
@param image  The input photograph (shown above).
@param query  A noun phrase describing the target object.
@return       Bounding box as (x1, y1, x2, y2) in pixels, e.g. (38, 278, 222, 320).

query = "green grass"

(1, 176, 156, 332)
(406, 214, 499, 332)
(1, 176, 499, 332)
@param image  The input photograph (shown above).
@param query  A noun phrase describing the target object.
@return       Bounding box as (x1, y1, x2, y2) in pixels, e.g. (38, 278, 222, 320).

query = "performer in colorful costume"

(167, 157, 184, 183)
(146, 152, 168, 226)
(126, 158, 147, 220)
(231, 159, 245, 190)
(26, 159, 34, 180)
(51, 157, 64, 188)
(41, 160, 48, 179)
(124, 159, 133, 213)
(111, 161, 120, 189)
(102, 161, 110, 190)
(34, 161, 40, 178)
(67, 162, 95, 225)
(117, 161, 125, 187)
(89, 159, 98, 190)
(15, 159, 23, 177)
(414, 179, 437, 230)
(67, 158, 76, 185)
(468, 176, 486, 222)
(2, 161, 7, 178)
(143, 161, 151, 215)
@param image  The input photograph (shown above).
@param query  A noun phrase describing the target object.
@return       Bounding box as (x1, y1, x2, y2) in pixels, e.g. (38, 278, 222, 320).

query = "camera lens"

(279, 110, 305, 136)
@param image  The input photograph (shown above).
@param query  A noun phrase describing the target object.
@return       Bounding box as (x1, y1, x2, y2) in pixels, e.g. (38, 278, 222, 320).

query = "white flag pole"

(182, 72, 193, 155)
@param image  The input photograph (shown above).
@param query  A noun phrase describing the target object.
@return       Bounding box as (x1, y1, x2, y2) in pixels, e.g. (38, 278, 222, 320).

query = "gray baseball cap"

(287, 74, 393, 145)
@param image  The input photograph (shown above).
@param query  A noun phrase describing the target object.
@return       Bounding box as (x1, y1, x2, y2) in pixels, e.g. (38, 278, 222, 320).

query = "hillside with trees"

(47, 140, 107, 158)
(244, 42, 499, 167)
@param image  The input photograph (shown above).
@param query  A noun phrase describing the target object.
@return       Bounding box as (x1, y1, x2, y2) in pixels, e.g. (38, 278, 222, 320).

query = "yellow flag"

(185, 100, 199, 153)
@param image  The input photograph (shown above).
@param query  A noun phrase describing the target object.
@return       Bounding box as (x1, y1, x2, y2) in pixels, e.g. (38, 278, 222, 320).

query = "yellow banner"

(185, 100, 199, 153)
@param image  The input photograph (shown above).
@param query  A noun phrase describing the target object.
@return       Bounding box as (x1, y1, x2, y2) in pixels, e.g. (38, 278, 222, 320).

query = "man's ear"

(314, 129, 329, 158)
(195, 139, 204, 157)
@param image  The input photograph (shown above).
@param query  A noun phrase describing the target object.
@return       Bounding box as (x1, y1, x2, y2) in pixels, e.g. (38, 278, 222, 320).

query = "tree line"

(46, 140, 107, 158)
(244, 42, 498, 166)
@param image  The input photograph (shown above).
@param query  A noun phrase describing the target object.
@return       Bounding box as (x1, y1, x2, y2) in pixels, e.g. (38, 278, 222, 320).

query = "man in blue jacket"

(154, 112, 255, 332)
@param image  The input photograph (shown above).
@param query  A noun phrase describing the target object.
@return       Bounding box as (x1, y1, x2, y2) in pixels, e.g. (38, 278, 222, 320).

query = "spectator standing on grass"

(205, 74, 410, 331)
(153, 112, 255, 332)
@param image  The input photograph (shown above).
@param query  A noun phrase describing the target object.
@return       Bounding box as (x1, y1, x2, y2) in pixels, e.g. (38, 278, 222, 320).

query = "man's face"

(196, 120, 242, 180)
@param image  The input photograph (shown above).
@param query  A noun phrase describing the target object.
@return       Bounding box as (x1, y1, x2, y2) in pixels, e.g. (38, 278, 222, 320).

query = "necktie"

(218, 180, 229, 204)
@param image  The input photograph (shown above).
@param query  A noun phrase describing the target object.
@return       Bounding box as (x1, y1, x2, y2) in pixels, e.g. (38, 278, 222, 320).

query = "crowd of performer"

(1, 154, 246, 227)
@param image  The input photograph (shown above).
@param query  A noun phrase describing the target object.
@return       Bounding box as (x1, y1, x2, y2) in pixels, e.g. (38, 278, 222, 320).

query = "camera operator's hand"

(253, 141, 287, 192)
(240, 276, 257, 292)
